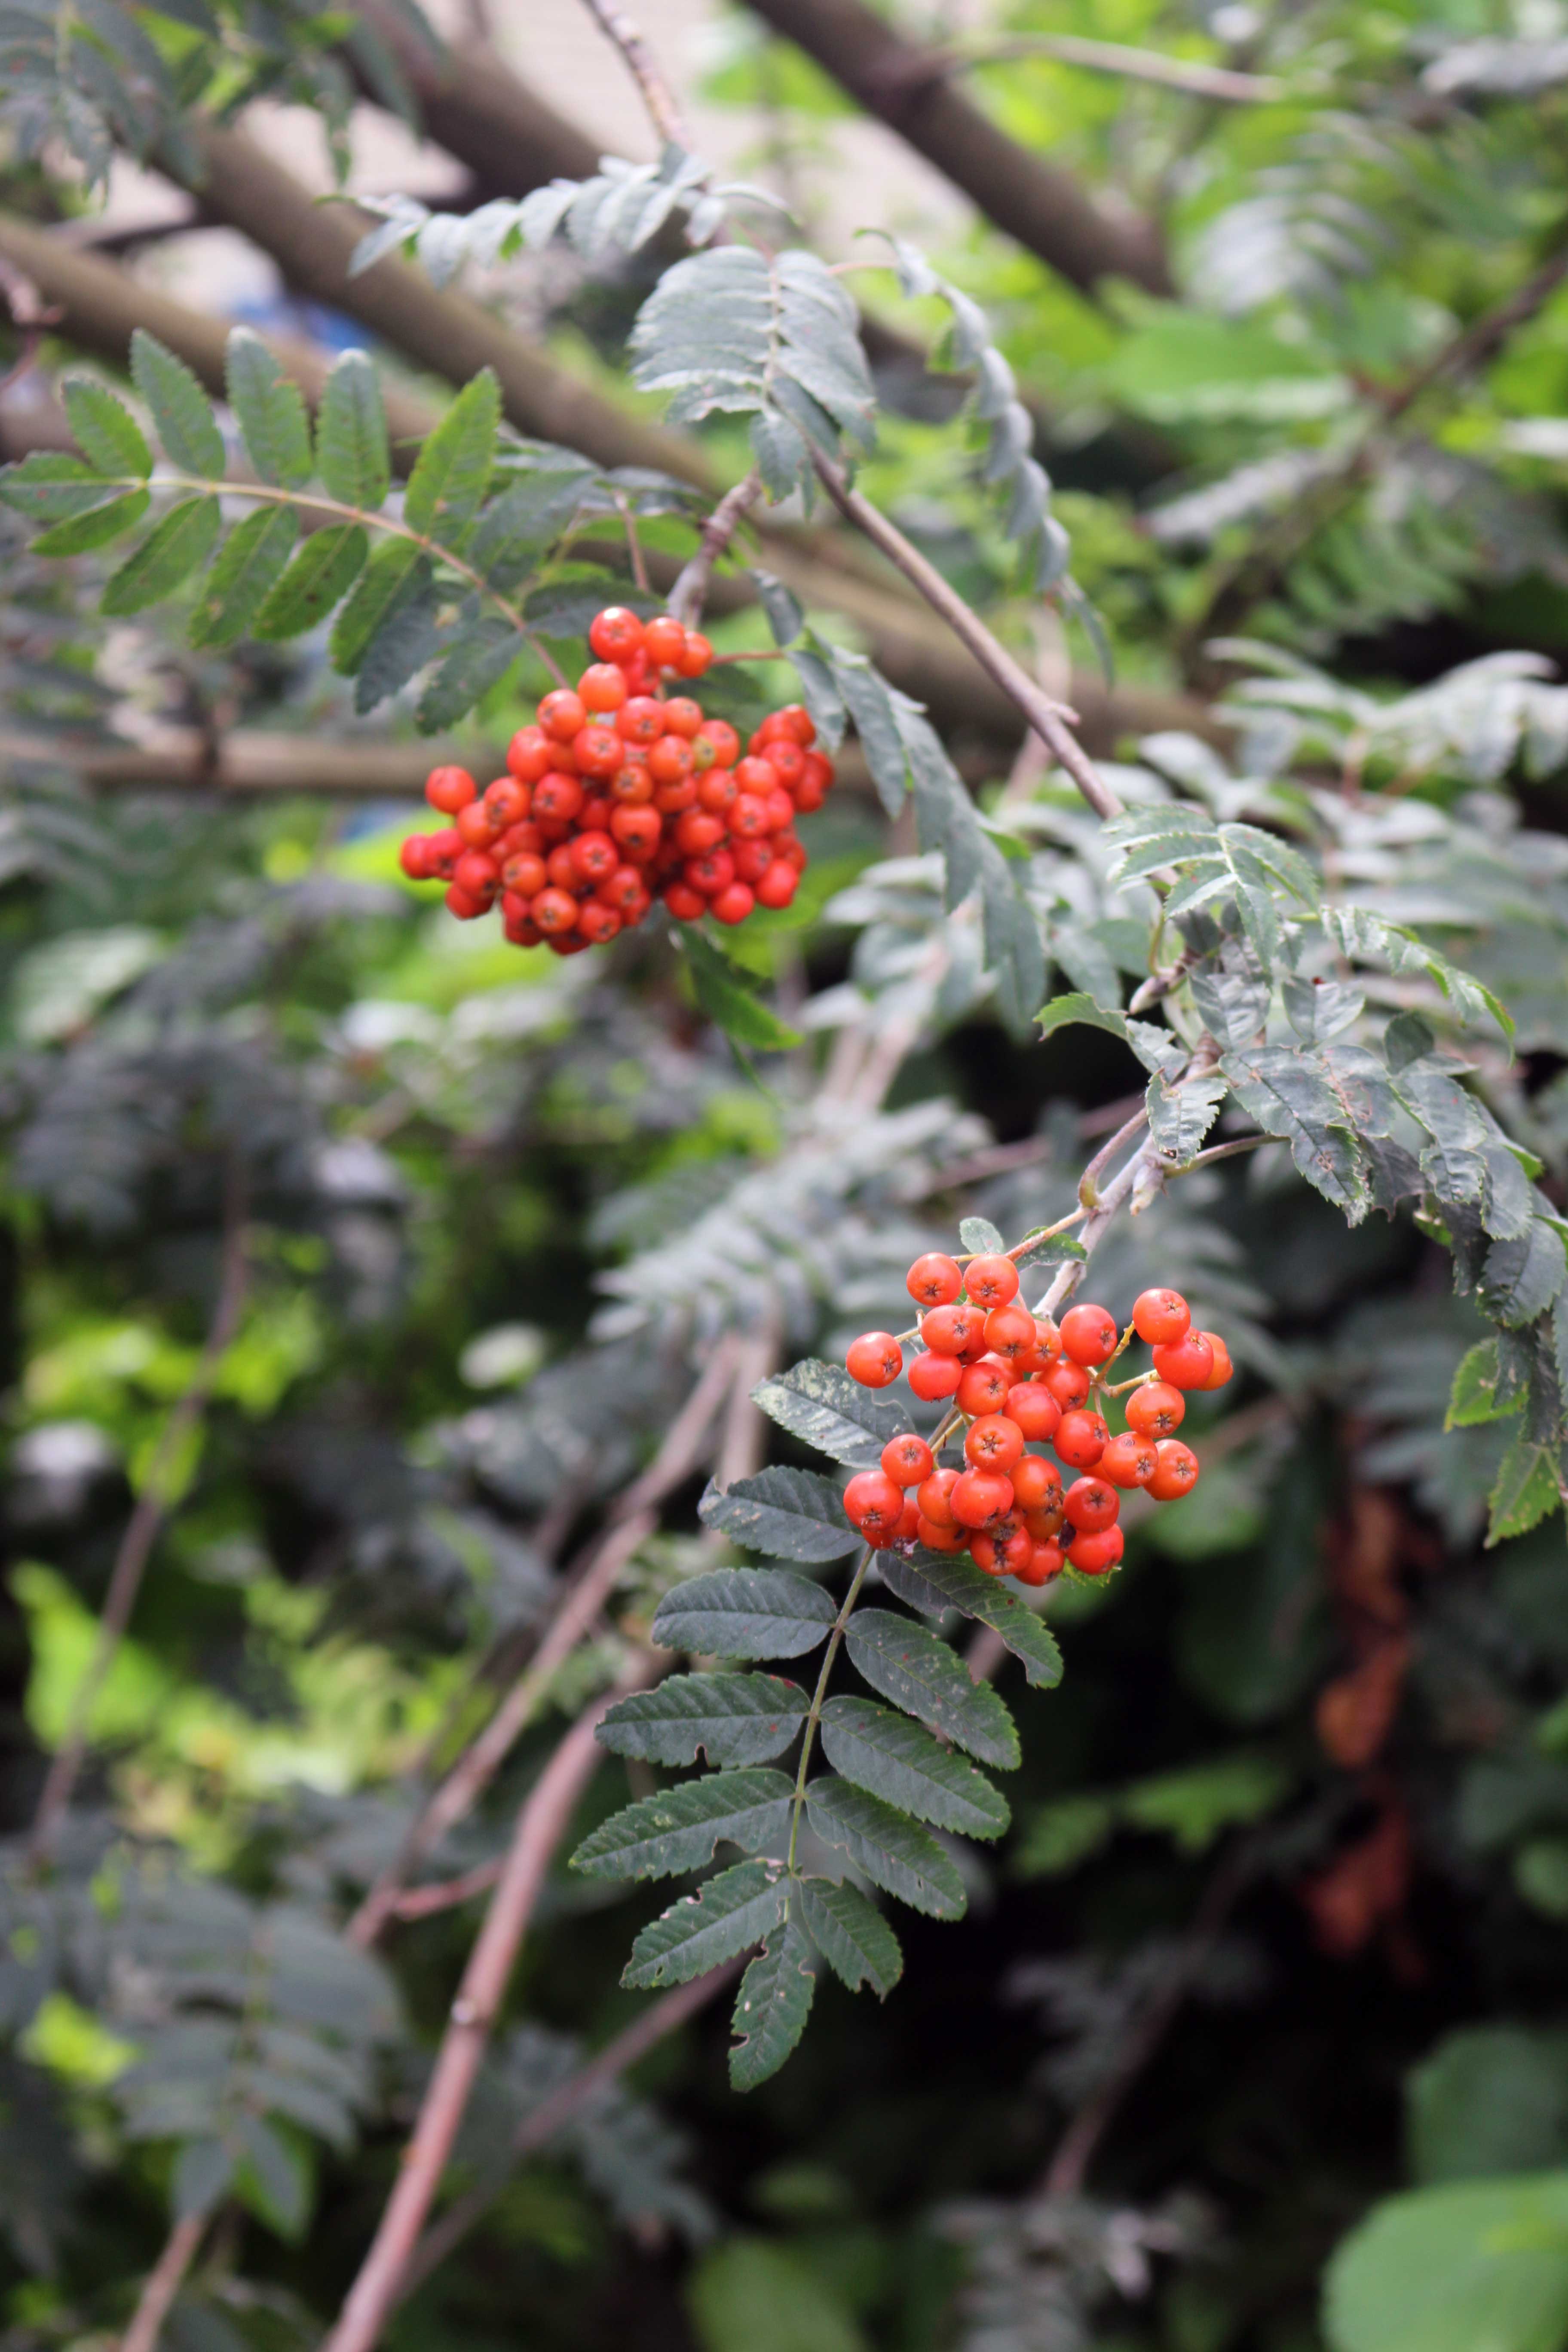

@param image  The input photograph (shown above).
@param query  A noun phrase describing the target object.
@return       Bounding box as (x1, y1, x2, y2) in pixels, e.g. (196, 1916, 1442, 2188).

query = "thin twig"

(668, 471, 764, 628)
(321, 1664, 655, 2352)
(395, 1960, 742, 2302)
(346, 1338, 740, 1947)
(614, 491, 651, 595)
(1184, 1133, 1267, 1168)
(30, 1161, 249, 1867)
(390, 1856, 505, 1922)
(935, 32, 1284, 103)
(808, 452, 1123, 824)
(118, 2210, 206, 2352)
(578, 0, 691, 148)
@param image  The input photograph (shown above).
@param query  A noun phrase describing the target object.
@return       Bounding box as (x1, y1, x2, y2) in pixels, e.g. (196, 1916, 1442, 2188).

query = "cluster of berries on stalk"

(842, 1257, 1232, 1584)
(398, 606, 836, 953)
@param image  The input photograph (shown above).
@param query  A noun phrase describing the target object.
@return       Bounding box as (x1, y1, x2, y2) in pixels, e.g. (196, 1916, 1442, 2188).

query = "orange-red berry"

(1060, 1302, 1119, 1367)
(1152, 1332, 1216, 1390)
(1132, 1287, 1191, 1345)
(847, 1332, 903, 1388)
(1148, 1439, 1200, 1501)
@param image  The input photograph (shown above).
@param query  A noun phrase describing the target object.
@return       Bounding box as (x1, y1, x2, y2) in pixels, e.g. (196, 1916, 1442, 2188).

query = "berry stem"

(786, 1544, 873, 1873)
(1005, 1204, 1087, 1260)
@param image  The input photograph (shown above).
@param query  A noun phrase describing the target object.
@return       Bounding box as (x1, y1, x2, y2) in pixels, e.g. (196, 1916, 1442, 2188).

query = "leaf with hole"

(570, 1769, 793, 1881)
(623, 1859, 787, 1990)
(597, 1673, 809, 1767)
(729, 1911, 816, 2090)
(750, 1360, 909, 1469)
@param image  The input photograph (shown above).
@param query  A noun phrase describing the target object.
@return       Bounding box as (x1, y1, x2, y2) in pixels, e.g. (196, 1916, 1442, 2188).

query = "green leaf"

(844, 1610, 1019, 1768)
(878, 1550, 1064, 1689)
(1120, 1752, 1289, 1852)
(959, 1217, 1005, 1255)
(330, 539, 421, 674)
(1324, 2172, 1568, 2352)
(1449, 1341, 1526, 1429)
(834, 657, 907, 817)
(31, 489, 151, 555)
(62, 377, 151, 477)
(187, 505, 299, 648)
(570, 1769, 793, 1881)
(173, 2137, 234, 2219)
(1487, 1437, 1562, 1547)
(805, 1776, 967, 1918)
(650, 1570, 838, 1660)
(749, 1359, 909, 1470)
(224, 330, 312, 490)
(698, 1467, 861, 1562)
(0, 452, 134, 525)
(683, 931, 803, 1052)
(1482, 1223, 1567, 1330)
(1146, 1069, 1228, 1165)
(819, 1697, 1009, 1838)
(1408, 2029, 1568, 2187)
(688, 2237, 864, 2352)
(1222, 1046, 1368, 1219)
(796, 1875, 903, 1997)
(100, 496, 221, 616)
(254, 523, 369, 640)
(729, 1913, 817, 2090)
(232, 2110, 310, 2240)
(316, 350, 391, 513)
(416, 617, 520, 731)
(1013, 1794, 1117, 1878)
(130, 329, 225, 479)
(403, 369, 499, 544)
(622, 1859, 788, 1990)
(597, 1673, 810, 1767)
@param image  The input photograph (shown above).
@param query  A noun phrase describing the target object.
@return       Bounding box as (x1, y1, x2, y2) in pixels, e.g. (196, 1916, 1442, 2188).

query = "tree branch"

(578, 0, 691, 149)
(933, 32, 1284, 105)
(321, 1666, 655, 2352)
(118, 2211, 206, 2352)
(396, 1960, 741, 2301)
(29, 1160, 249, 1867)
(810, 452, 1124, 822)
(667, 471, 764, 627)
(740, 0, 1171, 298)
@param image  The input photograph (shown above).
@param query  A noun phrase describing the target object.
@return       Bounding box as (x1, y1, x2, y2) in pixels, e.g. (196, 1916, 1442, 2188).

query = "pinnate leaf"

(623, 1859, 787, 1990)
(845, 1608, 1020, 1767)
(652, 1570, 836, 1660)
(416, 617, 520, 731)
(316, 350, 391, 512)
(62, 377, 151, 478)
(254, 524, 369, 641)
(188, 505, 299, 648)
(750, 1359, 909, 1469)
(1448, 1341, 1525, 1430)
(570, 1769, 793, 1881)
(805, 1776, 967, 1918)
(820, 1696, 1009, 1838)
(796, 1875, 902, 1997)
(403, 370, 499, 542)
(1486, 1436, 1562, 1547)
(130, 330, 224, 478)
(100, 496, 220, 615)
(878, 1550, 1064, 1688)
(330, 539, 421, 674)
(698, 1467, 860, 1562)
(597, 1672, 809, 1767)
(224, 331, 311, 490)
(31, 489, 150, 556)
(683, 931, 803, 1052)
(730, 1913, 816, 2090)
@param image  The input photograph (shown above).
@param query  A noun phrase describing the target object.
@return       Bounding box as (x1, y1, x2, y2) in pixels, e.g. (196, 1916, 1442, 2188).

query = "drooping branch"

(29, 1161, 249, 1867)
(118, 2211, 207, 2352)
(740, 0, 1172, 298)
(320, 1666, 656, 2352)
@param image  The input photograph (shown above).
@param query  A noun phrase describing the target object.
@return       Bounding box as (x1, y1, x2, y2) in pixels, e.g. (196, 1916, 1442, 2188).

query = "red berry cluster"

(397, 606, 836, 954)
(842, 1265, 1232, 1584)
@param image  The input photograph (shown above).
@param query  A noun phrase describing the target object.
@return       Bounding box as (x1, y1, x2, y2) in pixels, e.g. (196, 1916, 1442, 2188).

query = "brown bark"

(349, 1, 600, 203)
(741, 0, 1171, 298)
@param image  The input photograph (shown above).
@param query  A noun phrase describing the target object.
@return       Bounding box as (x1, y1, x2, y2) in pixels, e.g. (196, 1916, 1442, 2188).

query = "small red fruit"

(678, 631, 713, 676)
(1132, 1287, 1191, 1346)
(916, 1515, 965, 1553)
(1016, 1540, 1064, 1586)
(539, 689, 586, 741)
(1055, 1409, 1109, 1471)
(1011, 1455, 1063, 1513)
(1152, 1332, 1216, 1390)
(579, 662, 629, 713)
(922, 1303, 983, 1357)
(618, 695, 666, 747)
(755, 861, 798, 910)
(844, 1469, 906, 1544)
(1068, 1525, 1124, 1576)
(964, 1254, 1020, 1310)
(1126, 1381, 1185, 1438)
(1060, 1303, 1119, 1367)
(426, 764, 477, 814)
(664, 883, 706, 922)
(847, 1332, 903, 1388)
(1002, 1382, 1061, 1442)
(1100, 1432, 1157, 1489)
(531, 888, 579, 936)
(908, 1351, 962, 1402)
(1148, 1440, 1200, 1502)
(643, 615, 687, 667)
(907, 1253, 963, 1307)
(577, 900, 621, 946)
(916, 1470, 959, 1528)
(1064, 1476, 1119, 1534)
(505, 729, 551, 783)
(399, 835, 434, 879)
(965, 1414, 1025, 1474)
(533, 772, 585, 824)
(1044, 1360, 1092, 1413)
(588, 606, 645, 662)
(950, 1469, 1014, 1529)
(957, 1358, 1013, 1418)
(1198, 1332, 1234, 1390)
(444, 884, 486, 919)
(983, 1304, 1037, 1362)
(710, 882, 755, 925)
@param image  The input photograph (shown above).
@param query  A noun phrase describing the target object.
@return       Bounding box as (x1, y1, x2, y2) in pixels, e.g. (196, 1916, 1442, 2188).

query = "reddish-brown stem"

(322, 1664, 655, 2352)
(395, 1959, 742, 2301)
(347, 1337, 740, 1947)
(30, 1162, 249, 1867)
(119, 2211, 206, 2352)
(808, 452, 1123, 824)
(578, 0, 692, 147)
(668, 471, 764, 628)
